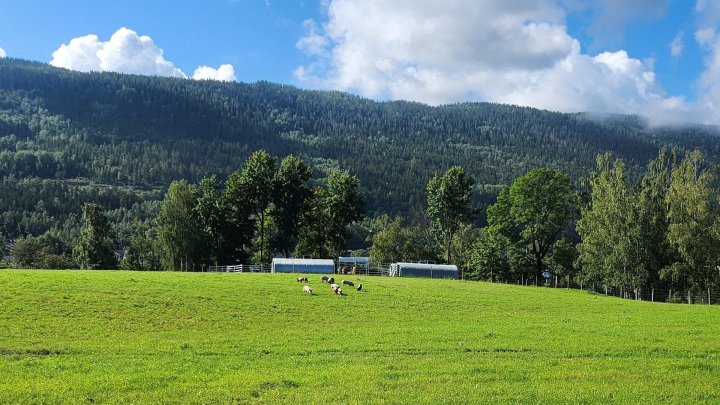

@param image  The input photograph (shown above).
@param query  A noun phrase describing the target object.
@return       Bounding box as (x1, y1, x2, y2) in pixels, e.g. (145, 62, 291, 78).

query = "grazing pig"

(303, 285, 313, 295)
(327, 277, 335, 284)
(321, 276, 329, 283)
(296, 276, 308, 282)
(330, 283, 340, 292)
(335, 287, 343, 295)
(356, 284, 363, 292)
(342, 280, 354, 287)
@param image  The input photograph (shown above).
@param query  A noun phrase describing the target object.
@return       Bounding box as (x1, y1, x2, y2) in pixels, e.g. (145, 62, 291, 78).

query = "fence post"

(651, 288, 654, 302)
(709, 288, 712, 305)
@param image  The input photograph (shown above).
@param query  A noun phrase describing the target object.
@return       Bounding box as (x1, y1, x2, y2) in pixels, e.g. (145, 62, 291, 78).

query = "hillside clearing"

(0, 270, 719, 403)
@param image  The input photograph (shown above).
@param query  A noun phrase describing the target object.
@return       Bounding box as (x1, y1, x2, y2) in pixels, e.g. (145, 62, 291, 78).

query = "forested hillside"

(1, 58, 719, 244)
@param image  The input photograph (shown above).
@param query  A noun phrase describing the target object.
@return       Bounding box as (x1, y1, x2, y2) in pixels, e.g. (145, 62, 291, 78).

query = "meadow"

(0, 270, 719, 404)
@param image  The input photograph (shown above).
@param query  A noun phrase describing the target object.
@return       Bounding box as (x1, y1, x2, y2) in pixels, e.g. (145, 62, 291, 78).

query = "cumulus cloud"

(51, 27, 186, 77)
(0, 46, 6, 58)
(295, 0, 685, 123)
(50, 27, 238, 83)
(192, 64, 237, 81)
(670, 31, 684, 57)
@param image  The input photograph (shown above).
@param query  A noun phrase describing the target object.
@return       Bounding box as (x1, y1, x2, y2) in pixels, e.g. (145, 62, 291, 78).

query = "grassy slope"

(0, 271, 718, 404)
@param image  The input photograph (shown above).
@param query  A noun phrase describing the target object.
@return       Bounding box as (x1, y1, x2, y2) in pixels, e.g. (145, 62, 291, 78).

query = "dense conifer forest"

(1, 58, 719, 247)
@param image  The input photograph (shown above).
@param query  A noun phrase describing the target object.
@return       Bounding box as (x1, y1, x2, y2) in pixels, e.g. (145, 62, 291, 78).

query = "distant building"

(271, 258, 335, 274)
(389, 262, 458, 279)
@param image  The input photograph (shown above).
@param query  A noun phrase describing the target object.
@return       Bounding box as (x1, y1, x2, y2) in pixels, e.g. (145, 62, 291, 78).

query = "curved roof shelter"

(389, 262, 458, 279)
(271, 258, 335, 274)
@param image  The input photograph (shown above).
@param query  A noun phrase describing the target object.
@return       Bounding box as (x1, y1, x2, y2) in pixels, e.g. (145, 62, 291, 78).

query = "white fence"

(206, 264, 271, 273)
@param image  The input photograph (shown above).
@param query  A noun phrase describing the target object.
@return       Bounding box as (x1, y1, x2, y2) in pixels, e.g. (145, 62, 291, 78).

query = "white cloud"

(295, 0, 685, 123)
(0, 46, 6, 58)
(693, 2, 720, 121)
(50, 34, 104, 72)
(50, 27, 238, 83)
(51, 27, 186, 77)
(296, 19, 329, 56)
(670, 31, 684, 57)
(695, 27, 716, 46)
(192, 64, 237, 81)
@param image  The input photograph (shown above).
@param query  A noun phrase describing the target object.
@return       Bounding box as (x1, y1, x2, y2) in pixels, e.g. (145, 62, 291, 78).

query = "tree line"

(4, 57, 720, 247)
(2, 58, 720, 301)
(9, 150, 364, 271)
(369, 148, 720, 303)
(7, 145, 720, 303)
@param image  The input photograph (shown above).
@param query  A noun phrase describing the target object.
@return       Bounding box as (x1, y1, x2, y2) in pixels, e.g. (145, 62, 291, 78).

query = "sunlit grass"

(1, 270, 719, 403)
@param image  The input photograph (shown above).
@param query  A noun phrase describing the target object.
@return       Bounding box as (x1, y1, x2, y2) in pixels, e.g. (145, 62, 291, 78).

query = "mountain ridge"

(1, 58, 719, 241)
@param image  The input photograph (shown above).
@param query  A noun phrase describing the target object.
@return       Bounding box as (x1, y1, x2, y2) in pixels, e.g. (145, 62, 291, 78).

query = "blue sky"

(1, 0, 719, 124)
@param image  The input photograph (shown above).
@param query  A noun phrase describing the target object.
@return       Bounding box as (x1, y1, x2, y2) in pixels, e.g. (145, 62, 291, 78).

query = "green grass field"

(1, 270, 719, 404)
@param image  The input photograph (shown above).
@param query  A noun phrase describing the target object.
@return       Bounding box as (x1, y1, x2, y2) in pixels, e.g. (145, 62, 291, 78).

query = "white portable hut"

(389, 262, 458, 279)
(271, 258, 335, 274)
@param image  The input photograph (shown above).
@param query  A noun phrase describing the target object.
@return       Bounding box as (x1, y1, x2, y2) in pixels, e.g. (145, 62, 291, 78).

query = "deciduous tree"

(120, 223, 161, 271)
(576, 155, 645, 292)
(325, 170, 365, 256)
(272, 155, 312, 257)
(73, 203, 117, 269)
(195, 175, 225, 264)
(368, 214, 406, 263)
(156, 180, 202, 270)
(296, 187, 331, 258)
(426, 166, 475, 264)
(14, 232, 76, 269)
(487, 168, 577, 281)
(662, 149, 720, 299)
(237, 150, 277, 263)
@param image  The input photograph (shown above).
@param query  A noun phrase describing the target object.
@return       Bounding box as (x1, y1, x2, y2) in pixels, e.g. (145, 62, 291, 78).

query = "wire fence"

(206, 261, 393, 276)
(496, 275, 719, 305)
(205, 260, 718, 305)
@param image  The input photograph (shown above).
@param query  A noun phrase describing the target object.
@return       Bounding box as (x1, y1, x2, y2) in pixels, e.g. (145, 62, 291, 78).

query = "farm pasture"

(0, 270, 718, 403)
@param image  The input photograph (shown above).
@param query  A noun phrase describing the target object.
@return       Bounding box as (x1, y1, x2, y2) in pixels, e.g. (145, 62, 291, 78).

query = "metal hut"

(388, 262, 459, 279)
(271, 258, 335, 274)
